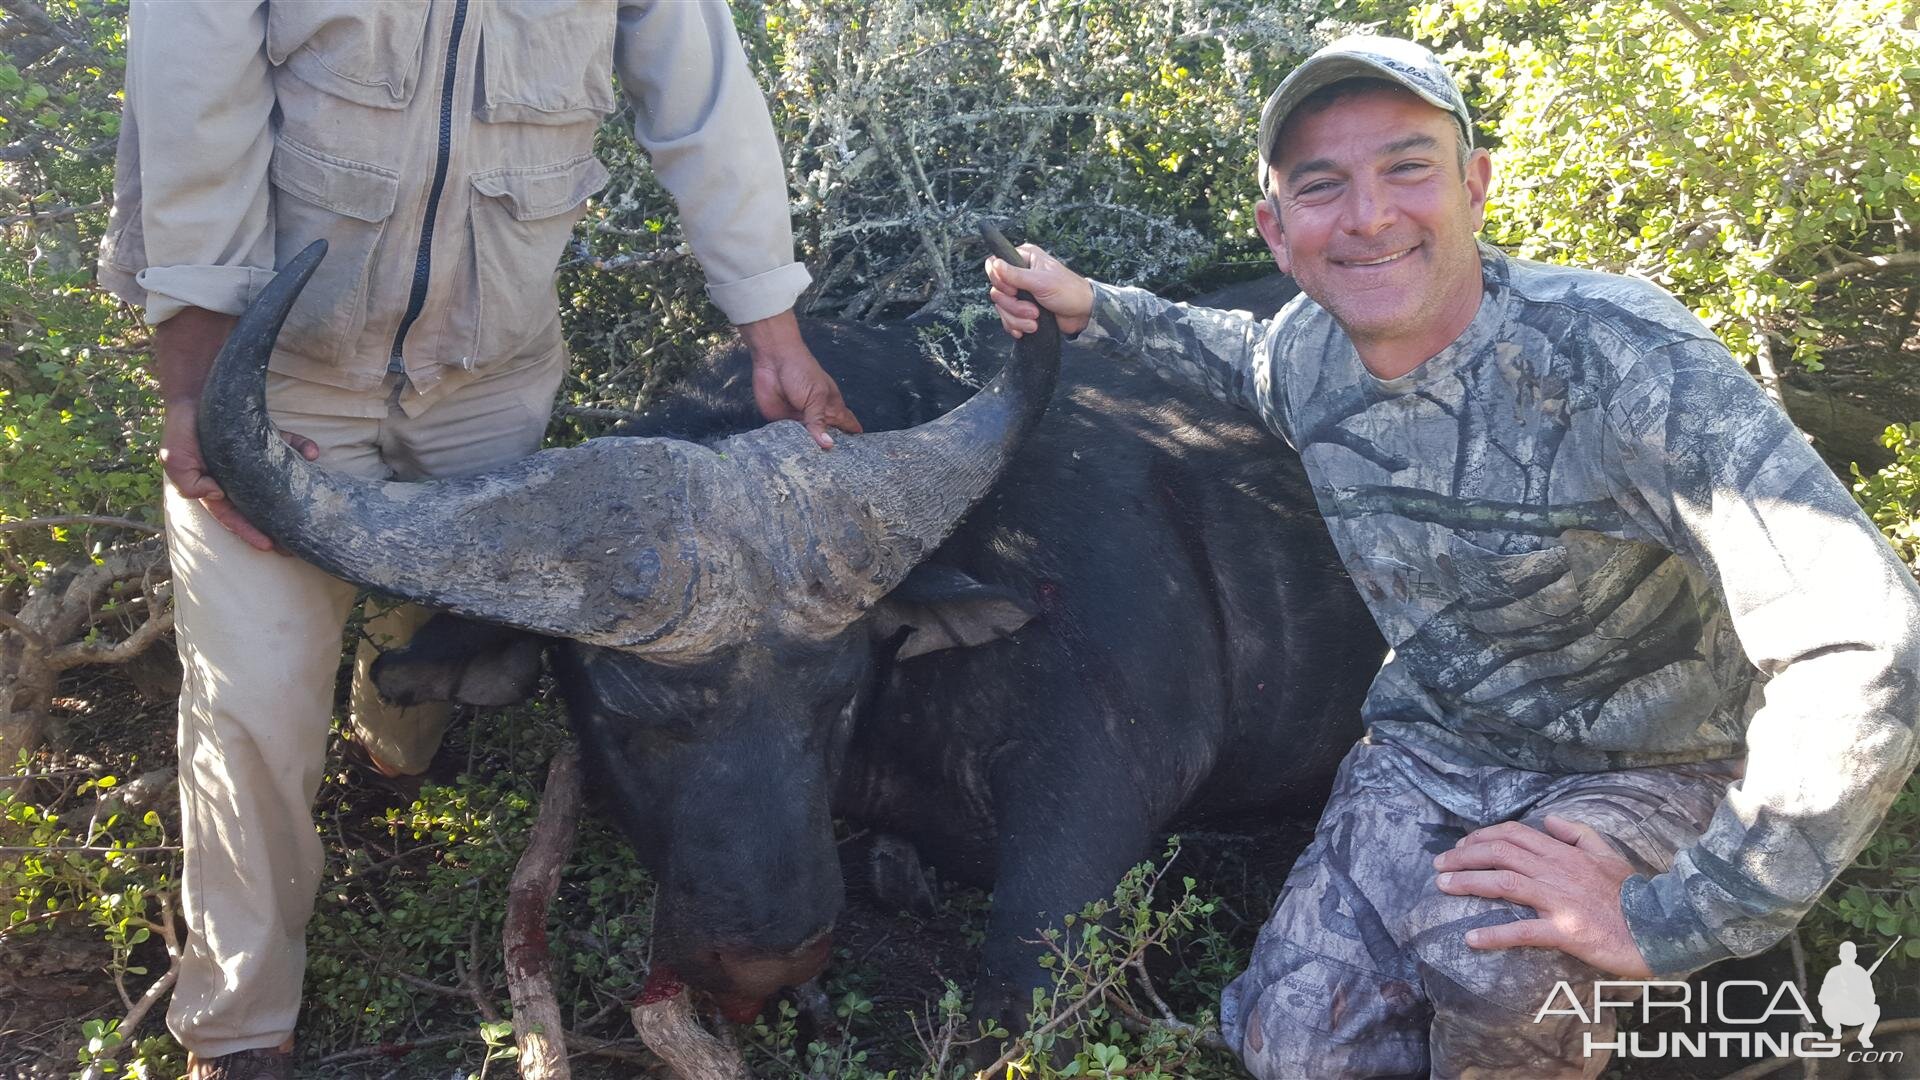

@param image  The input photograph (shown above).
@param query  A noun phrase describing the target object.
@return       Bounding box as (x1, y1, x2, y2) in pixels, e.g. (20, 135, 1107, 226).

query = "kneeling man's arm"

(1447, 335, 1920, 978)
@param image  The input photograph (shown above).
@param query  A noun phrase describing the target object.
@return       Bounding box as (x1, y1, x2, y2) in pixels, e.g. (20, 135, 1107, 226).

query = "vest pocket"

(475, 1, 616, 125)
(267, 4, 431, 110)
(465, 154, 611, 366)
(268, 136, 399, 369)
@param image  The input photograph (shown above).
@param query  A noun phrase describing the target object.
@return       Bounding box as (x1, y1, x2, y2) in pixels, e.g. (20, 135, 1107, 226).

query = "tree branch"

(1748, 319, 1783, 407)
(46, 605, 172, 672)
(630, 981, 752, 1080)
(1651, 0, 1771, 111)
(504, 745, 583, 1080)
(0, 0, 105, 64)
(0, 607, 50, 653)
(0, 515, 161, 536)
(0, 845, 180, 856)
(556, 404, 645, 424)
(0, 199, 106, 228)
(1809, 251, 1920, 289)
(77, 891, 180, 1080)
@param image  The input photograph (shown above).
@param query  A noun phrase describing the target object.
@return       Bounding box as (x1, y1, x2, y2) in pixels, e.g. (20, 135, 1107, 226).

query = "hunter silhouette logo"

(1819, 938, 1898, 1048)
(1535, 937, 1907, 1064)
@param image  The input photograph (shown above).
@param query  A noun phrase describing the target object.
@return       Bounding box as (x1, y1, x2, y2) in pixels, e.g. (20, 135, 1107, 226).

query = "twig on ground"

(503, 745, 583, 1080)
(557, 404, 645, 424)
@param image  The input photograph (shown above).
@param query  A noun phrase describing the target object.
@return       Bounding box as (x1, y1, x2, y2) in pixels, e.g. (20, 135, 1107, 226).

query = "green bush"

(0, 0, 150, 583)
(1853, 423, 1920, 577)
(556, 0, 1337, 417)
(1408, 0, 1920, 380)
(747, 0, 1326, 317)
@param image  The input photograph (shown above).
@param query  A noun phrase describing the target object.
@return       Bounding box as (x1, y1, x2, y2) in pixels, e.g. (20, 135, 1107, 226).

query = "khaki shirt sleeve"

(98, 0, 277, 326)
(613, 0, 809, 325)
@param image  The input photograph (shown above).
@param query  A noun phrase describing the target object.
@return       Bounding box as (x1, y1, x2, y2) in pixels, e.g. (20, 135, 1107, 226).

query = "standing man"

(97, 3, 859, 1076)
(988, 36, 1920, 1078)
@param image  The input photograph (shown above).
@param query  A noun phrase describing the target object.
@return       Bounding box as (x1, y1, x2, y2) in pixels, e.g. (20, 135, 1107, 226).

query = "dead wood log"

(503, 745, 583, 1080)
(0, 536, 169, 763)
(630, 973, 753, 1080)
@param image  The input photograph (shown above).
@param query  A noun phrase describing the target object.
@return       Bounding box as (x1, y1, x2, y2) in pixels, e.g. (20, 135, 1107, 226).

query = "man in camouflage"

(986, 35, 1920, 1079)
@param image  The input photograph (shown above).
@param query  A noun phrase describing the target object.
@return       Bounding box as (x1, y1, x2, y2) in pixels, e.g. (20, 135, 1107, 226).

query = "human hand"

(738, 310, 863, 450)
(152, 307, 318, 553)
(1433, 815, 1654, 978)
(985, 243, 1093, 338)
(162, 400, 319, 554)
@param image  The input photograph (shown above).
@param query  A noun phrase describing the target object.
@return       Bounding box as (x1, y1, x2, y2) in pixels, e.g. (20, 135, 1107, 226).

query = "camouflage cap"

(1257, 36, 1473, 192)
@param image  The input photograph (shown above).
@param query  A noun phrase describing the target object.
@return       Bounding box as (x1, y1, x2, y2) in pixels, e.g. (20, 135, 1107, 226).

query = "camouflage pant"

(1220, 737, 1739, 1079)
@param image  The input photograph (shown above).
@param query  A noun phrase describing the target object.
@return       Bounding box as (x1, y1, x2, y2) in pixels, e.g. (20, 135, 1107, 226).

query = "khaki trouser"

(163, 355, 563, 1056)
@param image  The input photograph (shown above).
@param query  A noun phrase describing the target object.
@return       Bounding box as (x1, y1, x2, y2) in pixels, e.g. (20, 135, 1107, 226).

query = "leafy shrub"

(0, 0, 151, 582)
(1853, 423, 1920, 577)
(556, 0, 1338, 417)
(1408, 0, 1920, 381)
(752, 0, 1324, 320)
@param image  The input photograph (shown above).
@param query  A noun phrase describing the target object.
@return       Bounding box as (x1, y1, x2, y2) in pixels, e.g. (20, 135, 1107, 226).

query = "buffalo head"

(201, 235, 1061, 1012)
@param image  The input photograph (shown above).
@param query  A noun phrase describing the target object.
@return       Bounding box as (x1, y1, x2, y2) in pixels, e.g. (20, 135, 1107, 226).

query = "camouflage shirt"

(1079, 244, 1920, 975)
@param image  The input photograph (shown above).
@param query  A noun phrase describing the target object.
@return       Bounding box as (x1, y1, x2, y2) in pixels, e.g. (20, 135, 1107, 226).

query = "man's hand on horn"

(154, 306, 319, 555)
(985, 243, 1094, 338)
(739, 309, 863, 451)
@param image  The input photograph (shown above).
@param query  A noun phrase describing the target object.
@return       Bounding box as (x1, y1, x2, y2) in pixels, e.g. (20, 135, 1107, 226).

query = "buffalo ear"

(871, 564, 1037, 661)
(371, 613, 547, 707)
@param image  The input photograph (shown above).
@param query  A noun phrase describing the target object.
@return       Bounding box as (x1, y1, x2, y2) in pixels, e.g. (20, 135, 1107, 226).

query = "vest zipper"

(388, 0, 470, 373)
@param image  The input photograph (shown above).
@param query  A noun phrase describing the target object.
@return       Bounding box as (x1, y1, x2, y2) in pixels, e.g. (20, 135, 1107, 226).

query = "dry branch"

(503, 745, 583, 1080)
(0, 515, 160, 536)
(78, 891, 181, 1080)
(0, 537, 169, 761)
(0, 199, 106, 228)
(630, 979, 752, 1080)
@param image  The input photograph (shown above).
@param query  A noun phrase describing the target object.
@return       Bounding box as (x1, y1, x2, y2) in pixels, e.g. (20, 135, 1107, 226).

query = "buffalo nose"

(706, 932, 834, 1021)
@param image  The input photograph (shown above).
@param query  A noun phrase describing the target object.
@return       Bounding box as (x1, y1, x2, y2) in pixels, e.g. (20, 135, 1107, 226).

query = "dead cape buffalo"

(200, 240, 1384, 1035)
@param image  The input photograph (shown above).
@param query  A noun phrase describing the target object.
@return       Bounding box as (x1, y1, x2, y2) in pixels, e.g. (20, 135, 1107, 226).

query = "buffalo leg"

(969, 765, 1155, 1057)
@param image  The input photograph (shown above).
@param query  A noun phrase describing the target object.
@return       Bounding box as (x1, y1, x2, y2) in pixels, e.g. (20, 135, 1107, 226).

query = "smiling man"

(986, 35, 1920, 1079)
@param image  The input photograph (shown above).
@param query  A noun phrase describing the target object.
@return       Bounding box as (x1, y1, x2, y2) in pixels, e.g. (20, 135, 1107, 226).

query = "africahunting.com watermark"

(1534, 939, 1906, 1065)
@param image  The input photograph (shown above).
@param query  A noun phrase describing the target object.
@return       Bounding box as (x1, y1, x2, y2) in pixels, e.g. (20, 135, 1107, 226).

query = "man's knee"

(1410, 895, 1612, 1078)
(1227, 940, 1428, 1079)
